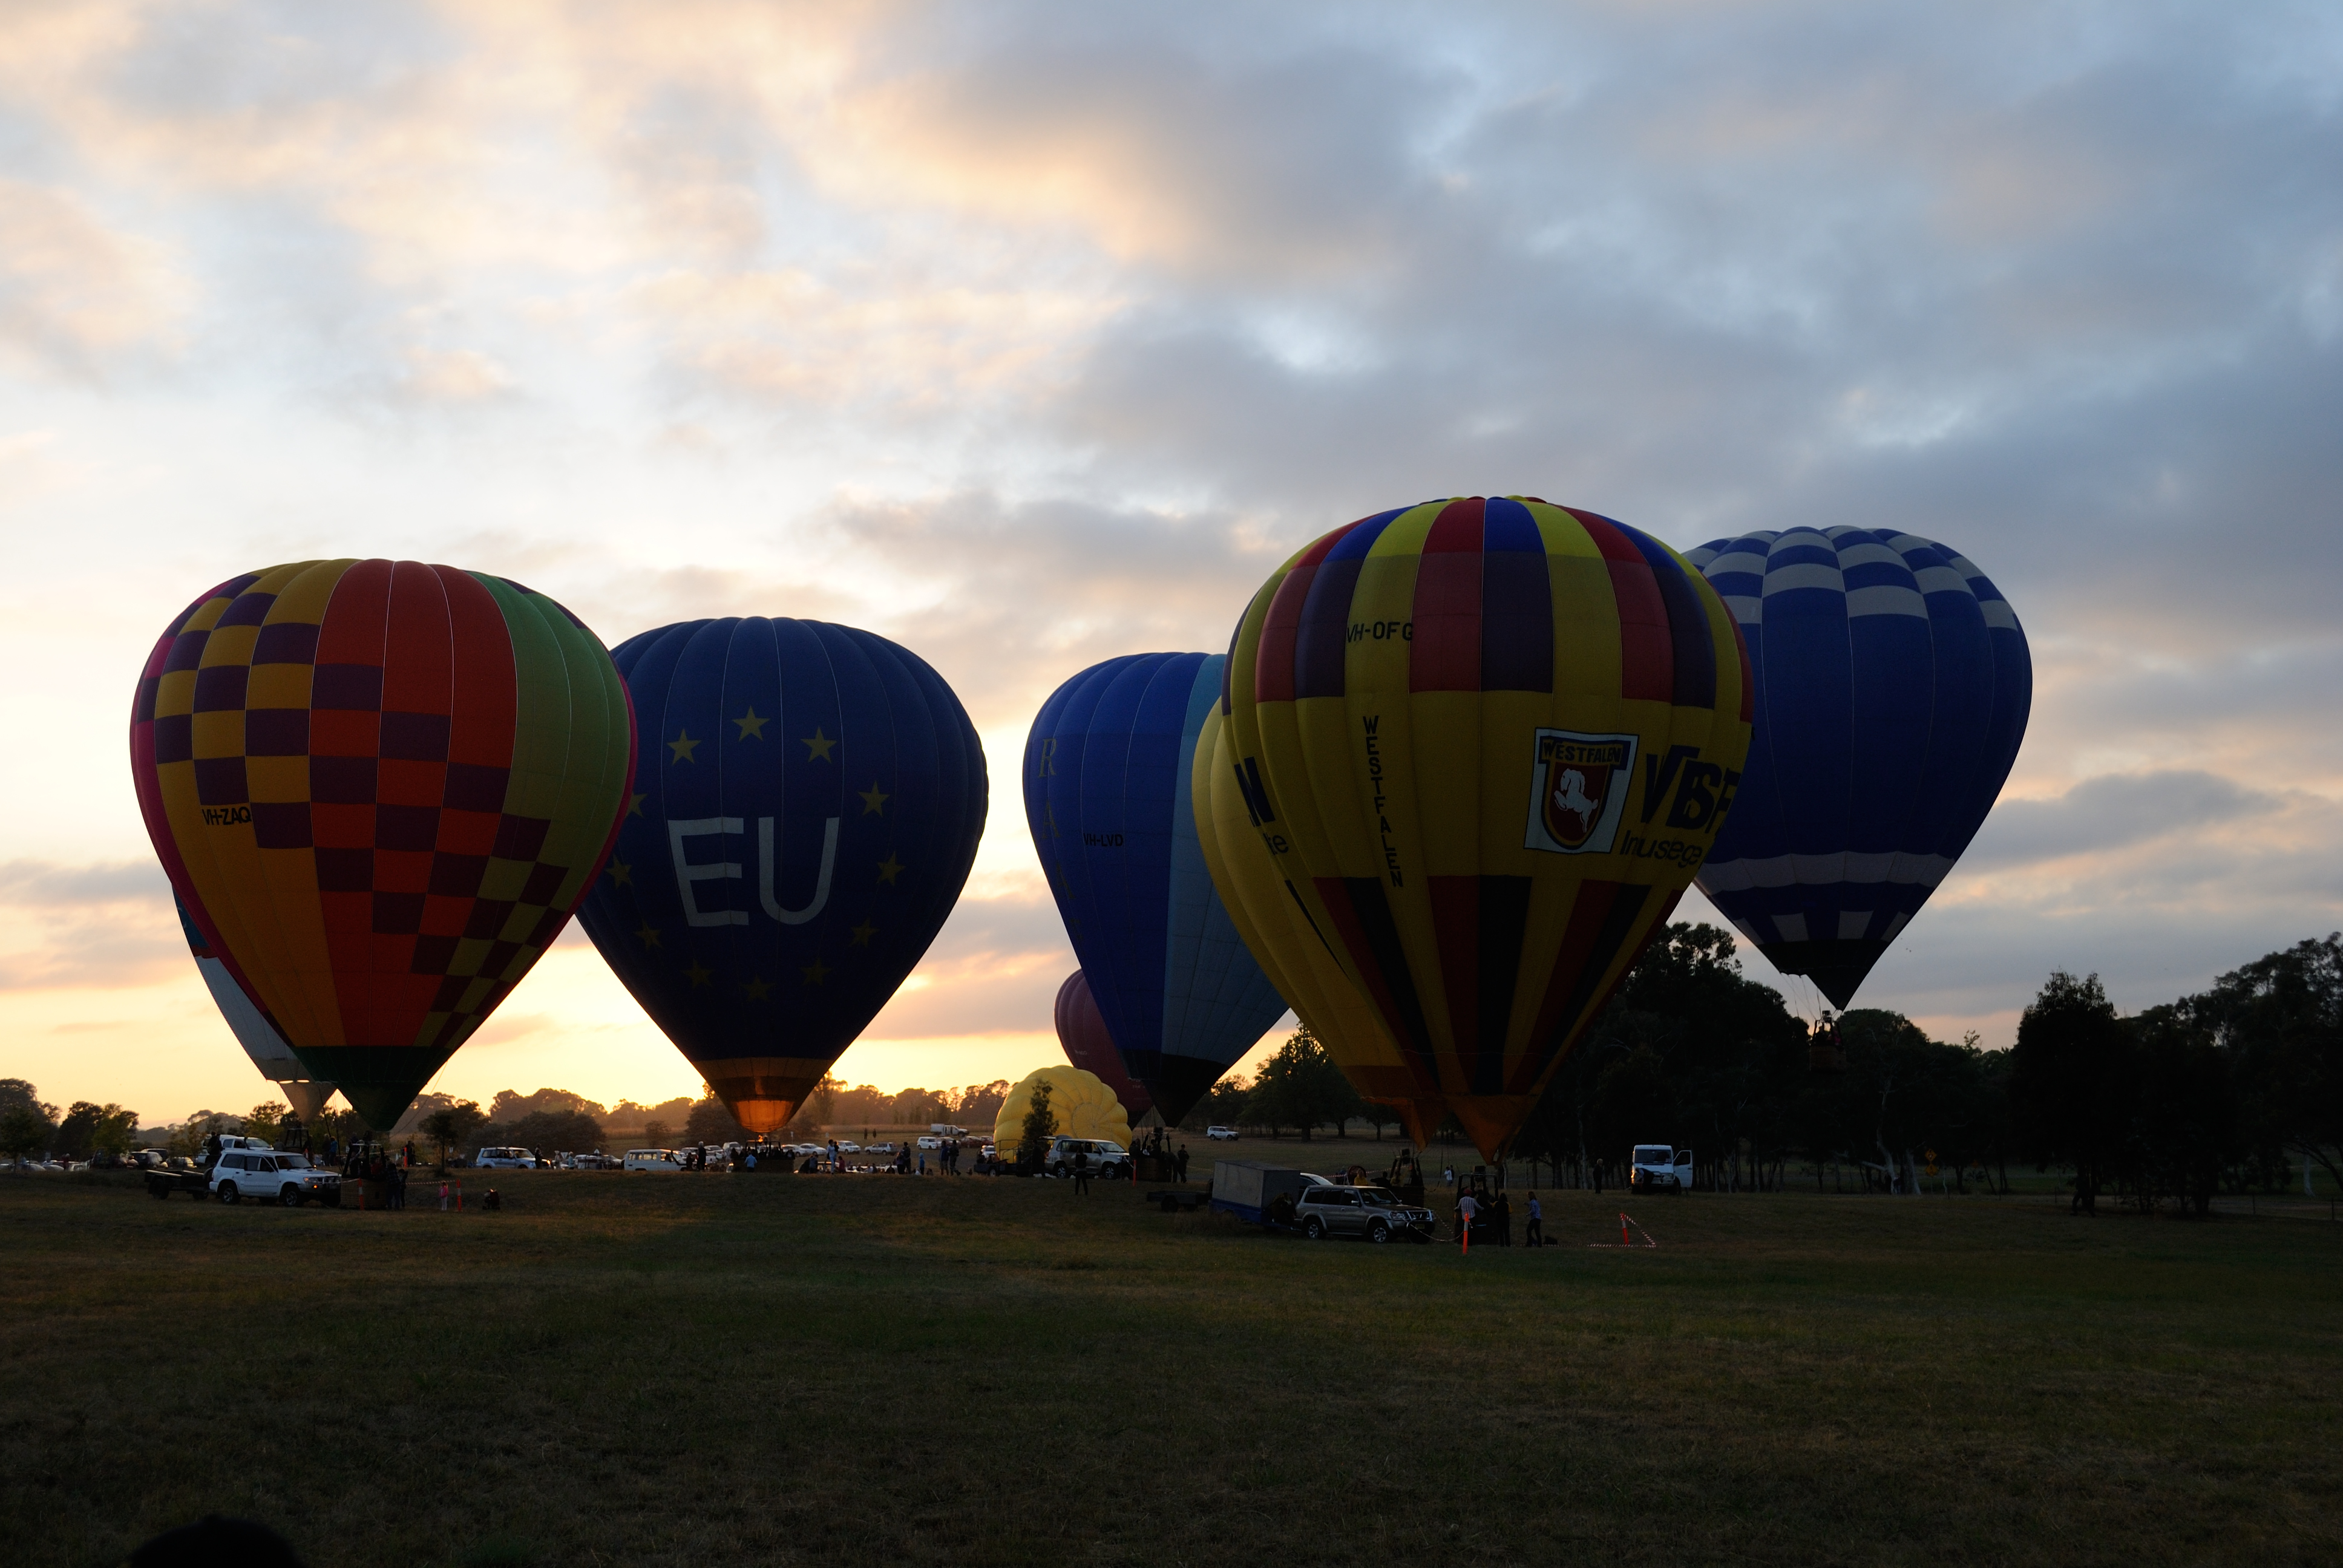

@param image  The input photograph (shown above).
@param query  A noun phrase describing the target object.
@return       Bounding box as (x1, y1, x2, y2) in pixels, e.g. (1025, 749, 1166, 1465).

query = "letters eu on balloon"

(577, 618, 986, 1135)
(1207, 497, 1753, 1161)
(130, 560, 637, 1131)
(1686, 527, 2030, 1008)
(1024, 652, 1291, 1127)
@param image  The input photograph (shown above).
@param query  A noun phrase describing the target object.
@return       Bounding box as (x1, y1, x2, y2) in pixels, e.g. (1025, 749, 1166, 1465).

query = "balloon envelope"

(577, 618, 986, 1134)
(1024, 653, 1291, 1126)
(174, 890, 336, 1122)
(992, 1064, 1132, 1153)
(131, 561, 635, 1130)
(1685, 528, 2030, 1007)
(1053, 970, 1155, 1125)
(1211, 497, 1752, 1160)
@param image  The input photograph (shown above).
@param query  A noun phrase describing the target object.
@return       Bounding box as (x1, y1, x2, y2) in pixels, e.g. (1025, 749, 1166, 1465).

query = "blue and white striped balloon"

(1024, 653, 1292, 1125)
(1685, 528, 2031, 1008)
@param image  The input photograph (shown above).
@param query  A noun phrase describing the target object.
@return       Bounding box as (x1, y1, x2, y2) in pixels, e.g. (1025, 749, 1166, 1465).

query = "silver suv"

(1294, 1183, 1435, 1243)
(212, 1149, 342, 1207)
(1046, 1137, 1129, 1178)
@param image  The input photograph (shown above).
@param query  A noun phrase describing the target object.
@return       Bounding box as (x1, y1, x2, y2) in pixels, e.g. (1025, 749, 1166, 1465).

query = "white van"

(1629, 1145, 1694, 1192)
(474, 1146, 539, 1169)
(623, 1148, 683, 1172)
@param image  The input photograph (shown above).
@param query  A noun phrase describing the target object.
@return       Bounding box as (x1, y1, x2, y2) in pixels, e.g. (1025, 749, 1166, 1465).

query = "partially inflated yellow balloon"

(992, 1065, 1132, 1152)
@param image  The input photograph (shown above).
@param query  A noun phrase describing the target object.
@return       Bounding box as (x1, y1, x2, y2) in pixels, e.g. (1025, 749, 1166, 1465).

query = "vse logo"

(1637, 744, 1740, 832)
(1523, 732, 1741, 855)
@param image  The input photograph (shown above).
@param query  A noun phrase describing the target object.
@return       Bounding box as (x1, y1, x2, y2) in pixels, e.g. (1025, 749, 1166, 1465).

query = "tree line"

(1176, 924, 2342, 1215)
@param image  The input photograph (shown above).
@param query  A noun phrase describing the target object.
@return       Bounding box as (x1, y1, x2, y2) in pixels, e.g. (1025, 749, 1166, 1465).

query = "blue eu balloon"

(577, 618, 986, 1134)
(1024, 652, 1292, 1125)
(1685, 529, 2031, 1008)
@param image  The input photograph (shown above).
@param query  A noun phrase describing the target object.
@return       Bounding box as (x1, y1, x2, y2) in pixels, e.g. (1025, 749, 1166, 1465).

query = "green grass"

(4, 1157, 2339, 1567)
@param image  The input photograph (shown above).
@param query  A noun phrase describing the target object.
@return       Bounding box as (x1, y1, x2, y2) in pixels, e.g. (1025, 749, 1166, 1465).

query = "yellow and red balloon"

(1202, 497, 1752, 1160)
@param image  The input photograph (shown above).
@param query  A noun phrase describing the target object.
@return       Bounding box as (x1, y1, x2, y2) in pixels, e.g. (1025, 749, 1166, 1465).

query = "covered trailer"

(1210, 1161, 1310, 1227)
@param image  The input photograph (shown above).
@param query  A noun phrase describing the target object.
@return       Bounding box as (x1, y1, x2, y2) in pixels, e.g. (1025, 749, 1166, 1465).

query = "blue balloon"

(577, 618, 986, 1132)
(1686, 528, 2031, 1008)
(1024, 652, 1291, 1124)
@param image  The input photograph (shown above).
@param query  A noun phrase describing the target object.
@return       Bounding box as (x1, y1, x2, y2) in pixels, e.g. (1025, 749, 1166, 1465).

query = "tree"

(2191, 935, 2343, 1194)
(684, 1097, 749, 1145)
(419, 1101, 486, 1167)
(51, 1102, 136, 1161)
(1017, 1081, 1057, 1168)
(1244, 1027, 1358, 1138)
(508, 1108, 606, 1156)
(643, 1120, 673, 1148)
(0, 1082, 56, 1163)
(240, 1102, 284, 1147)
(1187, 1075, 1251, 1133)
(951, 1080, 1010, 1129)
(2010, 971, 2134, 1215)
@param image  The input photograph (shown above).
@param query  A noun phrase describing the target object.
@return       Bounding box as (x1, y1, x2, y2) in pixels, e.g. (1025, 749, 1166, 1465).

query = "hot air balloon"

(1684, 528, 2030, 1007)
(1024, 653, 1291, 1126)
(174, 889, 337, 1122)
(1053, 970, 1154, 1125)
(992, 1064, 1132, 1156)
(576, 618, 986, 1135)
(131, 561, 636, 1130)
(1207, 497, 1752, 1161)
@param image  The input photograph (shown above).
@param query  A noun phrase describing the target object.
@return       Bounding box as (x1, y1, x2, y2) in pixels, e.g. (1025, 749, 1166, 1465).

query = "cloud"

(1962, 771, 2286, 869)
(0, 178, 189, 379)
(0, 858, 171, 907)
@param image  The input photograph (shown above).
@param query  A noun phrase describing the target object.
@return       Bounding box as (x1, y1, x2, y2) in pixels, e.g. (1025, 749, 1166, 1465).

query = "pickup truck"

(144, 1156, 215, 1200)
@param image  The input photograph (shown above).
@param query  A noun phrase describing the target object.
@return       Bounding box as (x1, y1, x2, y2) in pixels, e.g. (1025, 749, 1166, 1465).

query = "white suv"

(1206, 1126, 1239, 1141)
(474, 1146, 539, 1169)
(212, 1149, 342, 1207)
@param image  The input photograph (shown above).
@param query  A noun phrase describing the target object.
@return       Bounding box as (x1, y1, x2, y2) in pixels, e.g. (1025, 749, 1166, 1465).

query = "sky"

(2, 0, 2339, 1125)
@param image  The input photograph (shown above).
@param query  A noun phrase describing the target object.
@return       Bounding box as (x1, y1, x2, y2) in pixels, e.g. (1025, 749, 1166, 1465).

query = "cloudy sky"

(4, 1, 2338, 1125)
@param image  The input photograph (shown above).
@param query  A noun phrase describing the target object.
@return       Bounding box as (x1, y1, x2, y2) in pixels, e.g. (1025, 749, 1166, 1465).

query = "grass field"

(5, 1152, 2339, 1568)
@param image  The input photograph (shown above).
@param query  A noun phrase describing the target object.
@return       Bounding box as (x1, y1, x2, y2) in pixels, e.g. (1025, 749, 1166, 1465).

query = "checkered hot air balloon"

(1205, 497, 1754, 1162)
(131, 561, 637, 1131)
(1685, 528, 2031, 1008)
(574, 618, 988, 1135)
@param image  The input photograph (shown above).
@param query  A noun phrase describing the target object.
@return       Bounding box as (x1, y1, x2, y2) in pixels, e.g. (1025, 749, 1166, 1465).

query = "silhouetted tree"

(2010, 971, 2134, 1215)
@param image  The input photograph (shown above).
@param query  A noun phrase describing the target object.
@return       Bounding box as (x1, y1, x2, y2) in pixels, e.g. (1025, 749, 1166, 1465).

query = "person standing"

(1073, 1149, 1091, 1196)
(1524, 1192, 1544, 1247)
(1175, 1143, 1189, 1183)
(1455, 1188, 1479, 1251)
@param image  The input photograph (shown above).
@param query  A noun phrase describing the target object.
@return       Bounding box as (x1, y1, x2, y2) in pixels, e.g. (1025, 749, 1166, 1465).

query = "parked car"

(1045, 1137, 1129, 1178)
(1206, 1126, 1239, 1141)
(865, 1141, 897, 1155)
(916, 1135, 942, 1150)
(474, 1146, 539, 1170)
(1294, 1183, 1435, 1242)
(834, 1141, 862, 1154)
(211, 1149, 343, 1207)
(623, 1149, 684, 1172)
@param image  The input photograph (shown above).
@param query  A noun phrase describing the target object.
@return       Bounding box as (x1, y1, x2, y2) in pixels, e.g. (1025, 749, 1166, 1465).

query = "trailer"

(1144, 1188, 1209, 1213)
(1209, 1161, 1312, 1228)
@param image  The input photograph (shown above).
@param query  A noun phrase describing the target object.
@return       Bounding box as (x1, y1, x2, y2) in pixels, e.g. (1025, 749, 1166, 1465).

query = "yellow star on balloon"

(801, 727, 836, 762)
(742, 976, 773, 1001)
(626, 792, 648, 818)
(634, 921, 661, 949)
(801, 958, 831, 985)
(859, 780, 890, 815)
(606, 859, 632, 888)
(850, 920, 877, 947)
(685, 959, 713, 988)
(734, 706, 769, 740)
(875, 853, 905, 886)
(669, 728, 700, 763)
